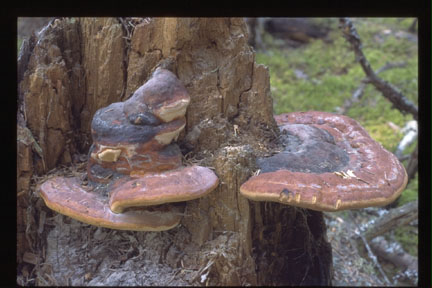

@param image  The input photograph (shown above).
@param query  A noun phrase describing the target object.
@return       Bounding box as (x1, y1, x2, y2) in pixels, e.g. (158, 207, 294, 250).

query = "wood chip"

(23, 252, 39, 265)
(38, 210, 46, 234)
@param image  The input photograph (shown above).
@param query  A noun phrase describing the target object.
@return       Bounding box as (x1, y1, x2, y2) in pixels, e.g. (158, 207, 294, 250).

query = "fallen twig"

(363, 200, 418, 241)
(348, 211, 392, 285)
(339, 62, 407, 114)
(370, 236, 418, 276)
(356, 230, 392, 285)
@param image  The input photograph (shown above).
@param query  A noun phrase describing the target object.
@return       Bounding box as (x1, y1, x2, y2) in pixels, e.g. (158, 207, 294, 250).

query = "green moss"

(391, 225, 418, 257)
(399, 173, 418, 206)
(363, 123, 402, 151)
(403, 139, 418, 156)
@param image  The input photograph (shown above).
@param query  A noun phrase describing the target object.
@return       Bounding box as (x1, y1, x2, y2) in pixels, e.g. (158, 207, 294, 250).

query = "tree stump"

(17, 17, 332, 286)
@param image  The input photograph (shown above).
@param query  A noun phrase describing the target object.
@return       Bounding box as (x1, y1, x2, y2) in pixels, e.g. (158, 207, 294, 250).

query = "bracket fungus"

(240, 111, 408, 211)
(39, 68, 219, 231)
(87, 68, 191, 183)
(39, 177, 184, 231)
(109, 166, 219, 213)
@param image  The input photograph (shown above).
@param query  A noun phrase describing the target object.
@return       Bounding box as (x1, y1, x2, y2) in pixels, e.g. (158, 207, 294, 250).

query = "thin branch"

(339, 18, 418, 120)
(356, 230, 392, 285)
(375, 61, 408, 75)
(348, 211, 392, 285)
(339, 62, 407, 114)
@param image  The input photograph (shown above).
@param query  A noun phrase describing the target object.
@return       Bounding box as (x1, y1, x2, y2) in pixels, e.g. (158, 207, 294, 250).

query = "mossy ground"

(255, 17, 418, 269)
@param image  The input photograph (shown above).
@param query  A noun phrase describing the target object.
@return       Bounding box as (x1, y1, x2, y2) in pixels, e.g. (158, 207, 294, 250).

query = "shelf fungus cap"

(109, 165, 219, 213)
(240, 111, 408, 211)
(39, 177, 183, 231)
(123, 68, 190, 123)
(91, 101, 186, 147)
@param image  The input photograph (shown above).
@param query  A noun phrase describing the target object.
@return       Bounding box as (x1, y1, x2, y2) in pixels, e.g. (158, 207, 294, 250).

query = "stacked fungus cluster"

(40, 69, 219, 231)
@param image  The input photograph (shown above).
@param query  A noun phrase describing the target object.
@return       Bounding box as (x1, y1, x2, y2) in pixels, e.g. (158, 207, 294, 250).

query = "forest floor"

(325, 210, 418, 286)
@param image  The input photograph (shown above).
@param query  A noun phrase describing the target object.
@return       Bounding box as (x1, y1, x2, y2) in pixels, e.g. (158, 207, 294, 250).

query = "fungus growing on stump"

(109, 166, 219, 213)
(240, 111, 408, 211)
(87, 68, 191, 183)
(39, 68, 219, 231)
(40, 177, 184, 231)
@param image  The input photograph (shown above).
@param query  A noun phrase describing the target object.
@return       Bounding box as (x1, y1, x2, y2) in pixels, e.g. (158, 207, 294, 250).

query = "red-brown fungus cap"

(87, 144, 183, 183)
(39, 177, 183, 231)
(123, 68, 190, 123)
(109, 166, 219, 213)
(240, 111, 408, 211)
(88, 69, 190, 182)
(91, 101, 186, 146)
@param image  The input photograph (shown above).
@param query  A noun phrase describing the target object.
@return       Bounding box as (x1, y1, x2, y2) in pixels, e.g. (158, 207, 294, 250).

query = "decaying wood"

(17, 17, 332, 286)
(370, 236, 418, 285)
(264, 18, 330, 43)
(355, 228, 392, 285)
(339, 18, 418, 120)
(18, 33, 37, 85)
(348, 211, 392, 285)
(246, 18, 331, 50)
(370, 236, 418, 272)
(364, 200, 418, 241)
(348, 201, 418, 285)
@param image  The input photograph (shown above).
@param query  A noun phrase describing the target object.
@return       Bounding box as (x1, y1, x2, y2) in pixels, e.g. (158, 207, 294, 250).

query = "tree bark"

(17, 17, 332, 286)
